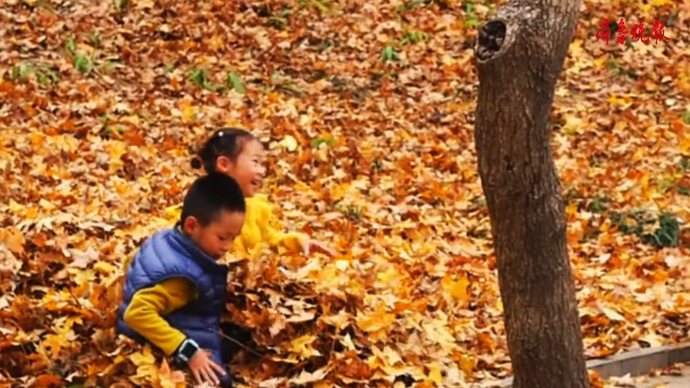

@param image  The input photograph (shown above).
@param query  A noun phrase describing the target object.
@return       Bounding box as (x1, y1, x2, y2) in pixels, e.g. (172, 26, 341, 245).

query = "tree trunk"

(473, 0, 589, 388)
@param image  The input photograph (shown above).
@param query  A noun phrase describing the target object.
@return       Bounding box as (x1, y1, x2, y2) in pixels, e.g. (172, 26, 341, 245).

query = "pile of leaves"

(222, 242, 492, 387)
(1, 0, 690, 386)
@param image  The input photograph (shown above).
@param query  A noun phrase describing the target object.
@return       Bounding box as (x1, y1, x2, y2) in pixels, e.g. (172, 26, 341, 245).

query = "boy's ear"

(182, 216, 200, 234)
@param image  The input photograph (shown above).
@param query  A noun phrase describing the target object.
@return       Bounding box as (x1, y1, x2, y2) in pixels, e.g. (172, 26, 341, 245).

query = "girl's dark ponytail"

(190, 157, 203, 170)
(193, 128, 256, 174)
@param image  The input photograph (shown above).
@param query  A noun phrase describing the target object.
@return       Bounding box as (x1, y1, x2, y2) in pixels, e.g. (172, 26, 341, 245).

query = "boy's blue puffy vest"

(116, 227, 229, 368)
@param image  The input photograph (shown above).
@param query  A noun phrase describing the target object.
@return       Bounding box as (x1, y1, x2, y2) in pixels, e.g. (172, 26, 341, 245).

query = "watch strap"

(174, 338, 200, 364)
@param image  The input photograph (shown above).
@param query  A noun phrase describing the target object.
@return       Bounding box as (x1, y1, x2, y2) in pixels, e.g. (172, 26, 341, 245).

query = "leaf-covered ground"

(1, 0, 690, 387)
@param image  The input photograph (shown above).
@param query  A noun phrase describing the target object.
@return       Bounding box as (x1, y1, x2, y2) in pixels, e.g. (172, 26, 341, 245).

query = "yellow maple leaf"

(377, 265, 407, 285)
(93, 261, 117, 275)
(179, 100, 196, 122)
(371, 345, 403, 367)
(131, 364, 159, 386)
(154, 359, 186, 388)
(426, 362, 443, 386)
(289, 334, 321, 358)
(441, 274, 470, 302)
(329, 183, 350, 202)
(356, 303, 396, 332)
(607, 94, 633, 109)
(601, 306, 625, 322)
(457, 353, 476, 378)
(679, 136, 690, 153)
(40, 333, 64, 356)
(129, 345, 156, 366)
(100, 355, 126, 376)
(280, 135, 299, 152)
(639, 173, 649, 189)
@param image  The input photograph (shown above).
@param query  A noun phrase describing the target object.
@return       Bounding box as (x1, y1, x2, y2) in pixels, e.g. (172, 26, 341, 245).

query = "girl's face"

(217, 139, 266, 198)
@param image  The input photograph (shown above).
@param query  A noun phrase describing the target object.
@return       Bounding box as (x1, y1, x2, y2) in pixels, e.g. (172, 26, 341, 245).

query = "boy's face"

(183, 210, 245, 260)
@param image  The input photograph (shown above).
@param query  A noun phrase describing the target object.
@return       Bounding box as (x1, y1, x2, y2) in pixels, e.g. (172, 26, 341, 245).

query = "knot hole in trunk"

(476, 20, 507, 61)
(503, 155, 514, 172)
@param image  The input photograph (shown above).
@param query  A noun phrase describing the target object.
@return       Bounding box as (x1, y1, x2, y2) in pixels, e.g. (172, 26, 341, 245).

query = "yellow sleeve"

(233, 237, 248, 258)
(122, 277, 198, 356)
(265, 227, 306, 253)
(253, 195, 307, 253)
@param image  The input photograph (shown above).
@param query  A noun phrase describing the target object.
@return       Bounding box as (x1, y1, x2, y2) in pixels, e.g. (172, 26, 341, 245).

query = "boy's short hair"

(180, 173, 246, 226)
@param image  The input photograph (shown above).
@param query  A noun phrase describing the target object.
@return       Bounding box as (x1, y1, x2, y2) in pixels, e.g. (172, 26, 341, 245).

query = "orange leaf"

(0, 227, 25, 255)
(123, 130, 146, 146)
(33, 374, 61, 388)
(0, 81, 13, 93)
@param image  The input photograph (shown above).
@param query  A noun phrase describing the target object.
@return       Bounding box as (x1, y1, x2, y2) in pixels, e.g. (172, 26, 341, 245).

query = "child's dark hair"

(191, 128, 256, 174)
(180, 172, 246, 226)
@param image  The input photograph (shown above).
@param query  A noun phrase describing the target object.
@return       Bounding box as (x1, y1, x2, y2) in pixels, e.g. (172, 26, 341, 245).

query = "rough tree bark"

(473, 0, 589, 387)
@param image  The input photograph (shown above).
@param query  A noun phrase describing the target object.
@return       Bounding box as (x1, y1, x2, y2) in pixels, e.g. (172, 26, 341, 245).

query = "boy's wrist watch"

(175, 338, 200, 364)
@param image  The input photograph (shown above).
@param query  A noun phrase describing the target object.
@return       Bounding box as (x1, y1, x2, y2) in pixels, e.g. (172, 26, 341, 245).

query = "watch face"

(181, 342, 198, 359)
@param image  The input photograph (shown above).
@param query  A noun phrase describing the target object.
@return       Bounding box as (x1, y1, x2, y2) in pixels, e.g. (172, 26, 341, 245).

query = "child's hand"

(302, 238, 336, 257)
(188, 349, 226, 386)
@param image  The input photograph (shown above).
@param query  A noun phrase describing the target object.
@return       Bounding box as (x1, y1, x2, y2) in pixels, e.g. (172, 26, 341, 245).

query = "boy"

(116, 172, 246, 387)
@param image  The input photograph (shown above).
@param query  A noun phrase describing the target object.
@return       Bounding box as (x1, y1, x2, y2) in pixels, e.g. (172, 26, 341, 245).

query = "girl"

(166, 127, 336, 259)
